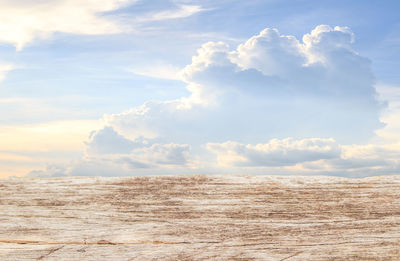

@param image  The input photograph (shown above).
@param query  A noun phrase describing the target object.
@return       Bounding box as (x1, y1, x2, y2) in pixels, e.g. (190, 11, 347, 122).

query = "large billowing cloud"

(108, 25, 383, 144)
(28, 25, 399, 178)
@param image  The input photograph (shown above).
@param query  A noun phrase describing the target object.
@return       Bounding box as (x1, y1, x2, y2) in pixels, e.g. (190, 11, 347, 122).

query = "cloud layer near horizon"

(28, 25, 400, 178)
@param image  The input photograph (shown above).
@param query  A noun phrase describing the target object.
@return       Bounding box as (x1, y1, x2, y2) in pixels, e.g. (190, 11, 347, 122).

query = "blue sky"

(0, 0, 400, 178)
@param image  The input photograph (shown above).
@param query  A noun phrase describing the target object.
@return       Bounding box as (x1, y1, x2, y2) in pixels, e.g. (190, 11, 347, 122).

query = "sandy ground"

(1, 175, 400, 260)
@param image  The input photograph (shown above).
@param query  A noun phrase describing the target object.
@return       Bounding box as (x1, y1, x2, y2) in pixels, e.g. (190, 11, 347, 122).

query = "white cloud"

(85, 142, 191, 169)
(103, 100, 182, 140)
(137, 4, 204, 22)
(0, 64, 14, 82)
(230, 28, 305, 76)
(0, 0, 137, 50)
(132, 143, 191, 165)
(300, 144, 400, 177)
(29, 133, 400, 177)
(128, 63, 183, 81)
(206, 138, 400, 177)
(108, 25, 383, 144)
(302, 25, 355, 64)
(84, 126, 191, 166)
(0, 0, 209, 50)
(85, 126, 138, 155)
(207, 138, 340, 167)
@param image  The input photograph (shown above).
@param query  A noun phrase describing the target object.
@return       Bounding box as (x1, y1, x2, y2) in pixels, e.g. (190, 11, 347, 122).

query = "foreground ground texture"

(1, 175, 400, 260)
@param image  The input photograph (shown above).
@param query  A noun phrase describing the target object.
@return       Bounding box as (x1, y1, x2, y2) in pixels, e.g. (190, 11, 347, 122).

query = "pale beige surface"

(1, 175, 400, 260)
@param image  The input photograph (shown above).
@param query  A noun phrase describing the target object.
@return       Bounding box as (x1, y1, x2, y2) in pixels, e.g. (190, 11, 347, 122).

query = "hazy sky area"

(1, 0, 400, 178)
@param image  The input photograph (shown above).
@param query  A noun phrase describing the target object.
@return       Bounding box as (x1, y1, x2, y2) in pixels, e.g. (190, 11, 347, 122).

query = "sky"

(1, 0, 400, 178)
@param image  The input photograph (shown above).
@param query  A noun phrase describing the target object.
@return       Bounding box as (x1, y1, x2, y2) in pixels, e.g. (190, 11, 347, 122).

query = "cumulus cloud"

(186, 25, 379, 107)
(85, 126, 191, 165)
(28, 25, 399, 177)
(85, 126, 138, 155)
(109, 25, 383, 144)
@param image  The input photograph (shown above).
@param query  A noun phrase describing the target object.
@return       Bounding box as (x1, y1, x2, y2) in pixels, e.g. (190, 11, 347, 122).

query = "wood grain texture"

(1, 175, 400, 260)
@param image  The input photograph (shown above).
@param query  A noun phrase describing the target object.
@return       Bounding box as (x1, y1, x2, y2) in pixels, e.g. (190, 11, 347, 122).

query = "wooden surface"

(1, 175, 400, 260)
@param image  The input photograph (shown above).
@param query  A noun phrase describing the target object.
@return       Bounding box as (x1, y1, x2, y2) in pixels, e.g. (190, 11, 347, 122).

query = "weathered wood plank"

(1, 175, 400, 260)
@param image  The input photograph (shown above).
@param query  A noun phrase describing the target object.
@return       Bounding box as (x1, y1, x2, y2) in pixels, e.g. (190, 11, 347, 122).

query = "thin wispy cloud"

(127, 63, 183, 81)
(0, 0, 205, 50)
(0, 0, 136, 50)
(0, 64, 14, 82)
(137, 4, 205, 22)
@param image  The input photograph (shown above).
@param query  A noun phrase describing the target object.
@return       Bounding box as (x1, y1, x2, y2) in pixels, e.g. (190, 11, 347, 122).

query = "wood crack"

(0, 239, 192, 245)
(279, 251, 303, 261)
(37, 245, 64, 260)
